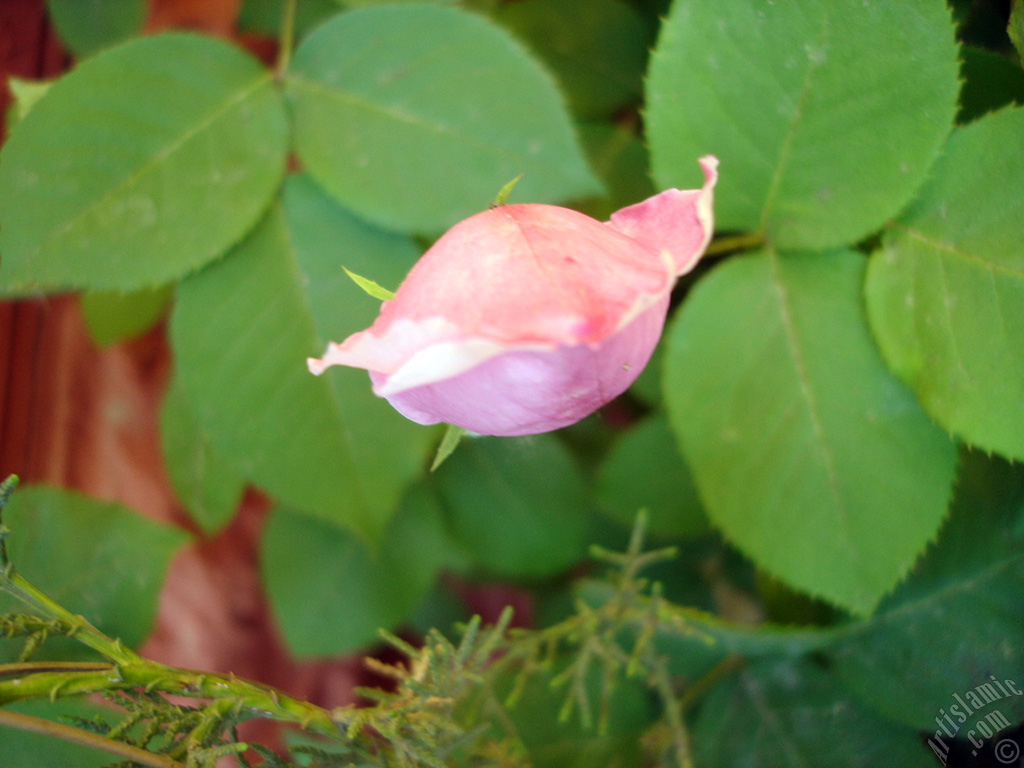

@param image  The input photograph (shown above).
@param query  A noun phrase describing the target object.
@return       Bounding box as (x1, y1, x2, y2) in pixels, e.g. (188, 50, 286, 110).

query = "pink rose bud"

(309, 156, 718, 437)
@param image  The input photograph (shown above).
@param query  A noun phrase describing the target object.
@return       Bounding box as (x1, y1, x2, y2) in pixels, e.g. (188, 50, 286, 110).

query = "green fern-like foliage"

(0, 475, 696, 768)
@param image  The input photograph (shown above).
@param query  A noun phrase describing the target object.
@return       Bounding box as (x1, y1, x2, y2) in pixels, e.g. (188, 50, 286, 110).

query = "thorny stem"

(0, 476, 346, 747)
(0, 486, 136, 667)
(0, 554, 135, 668)
(0, 571, 141, 667)
(0, 707, 185, 768)
(0, 661, 345, 738)
(0, 480, 140, 668)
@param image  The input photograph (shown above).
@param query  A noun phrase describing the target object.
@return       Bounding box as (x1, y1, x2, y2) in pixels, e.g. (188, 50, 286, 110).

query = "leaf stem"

(654, 600, 839, 655)
(0, 562, 141, 667)
(0, 707, 185, 768)
(676, 654, 742, 711)
(0, 663, 346, 737)
(0, 661, 114, 678)
(276, 0, 298, 76)
(704, 232, 765, 257)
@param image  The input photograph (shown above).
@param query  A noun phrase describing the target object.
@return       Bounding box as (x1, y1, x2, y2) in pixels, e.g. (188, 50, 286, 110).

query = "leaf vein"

(767, 249, 853, 562)
(271, 212, 369, 515)
(758, 7, 831, 233)
(35, 74, 274, 261)
(894, 225, 1024, 283)
(288, 75, 560, 174)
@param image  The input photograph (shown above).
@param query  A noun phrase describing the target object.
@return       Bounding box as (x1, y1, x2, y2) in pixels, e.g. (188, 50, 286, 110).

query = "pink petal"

(359, 205, 673, 349)
(376, 295, 671, 436)
(608, 155, 718, 274)
(308, 316, 463, 378)
(308, 205, 680, 384)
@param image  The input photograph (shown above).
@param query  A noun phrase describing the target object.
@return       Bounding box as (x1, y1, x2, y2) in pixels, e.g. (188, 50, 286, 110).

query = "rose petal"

(376, 295, 671, 436)
(308, 316, 462, 378)
(308, 207, 676, 382)
(362, 205, 672, 345)
(608, 155, 718, 274)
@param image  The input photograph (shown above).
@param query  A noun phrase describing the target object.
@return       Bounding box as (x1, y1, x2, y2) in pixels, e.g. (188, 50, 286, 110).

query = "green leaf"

(865, 107, 1024, 461)
(0, 33, 288, 296)
(625, 334, 664, 407)
(80, 285, 173, 347)
(691, 658, 935, 768)
(5, 77, 54, 128)
(0, 485, 188, 660)
(829, 450, 1024, 733)
(286, 5, 600, 233)
(342, 266, 395, 300)
(407, 582, 471, 639)
(261, 485, 449, 656)
(646, 0, 960, 249)
(663, 249, 957, 614)
(171, 176, 432, 542)
(160, 376, 246, 536)
(596, 415, 708, 539)
(46, 0, 146, 58)
(434, 436, 588, 579)
(1010, 0, 1024, 60)
(430, 424, 466, 473)
(577, 122, 656, 221)
(493, 0, 651, 119)
(958, 47, 1024, 124)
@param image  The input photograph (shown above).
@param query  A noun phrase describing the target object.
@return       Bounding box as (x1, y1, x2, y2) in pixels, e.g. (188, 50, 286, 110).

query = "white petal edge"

(694, 155, 718, 260)
(378, 337, 549, 396)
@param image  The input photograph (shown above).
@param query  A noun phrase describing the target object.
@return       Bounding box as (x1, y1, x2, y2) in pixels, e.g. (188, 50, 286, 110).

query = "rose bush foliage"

(1, 0, 1023, 766)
